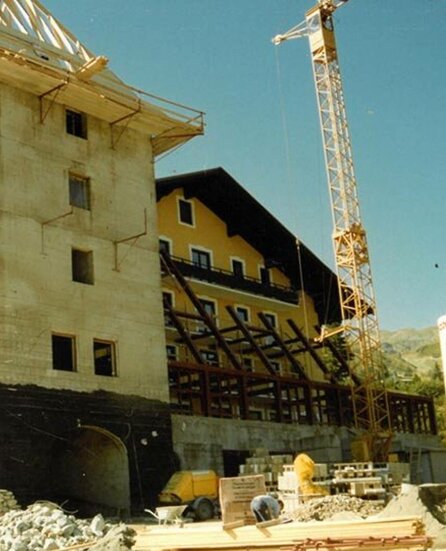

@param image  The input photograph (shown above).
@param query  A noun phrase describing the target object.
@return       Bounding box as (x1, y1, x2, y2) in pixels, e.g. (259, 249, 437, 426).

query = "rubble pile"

(291, 494, 384, 522)
(0, 492, 19, 516)
(0, 502, 135, 551)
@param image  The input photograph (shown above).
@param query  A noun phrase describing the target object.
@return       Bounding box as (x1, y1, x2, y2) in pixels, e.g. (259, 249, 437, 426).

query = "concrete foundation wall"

(171, 415, 445, 482)
(0, 82, 168, 401)
(171, 414, 349, 475)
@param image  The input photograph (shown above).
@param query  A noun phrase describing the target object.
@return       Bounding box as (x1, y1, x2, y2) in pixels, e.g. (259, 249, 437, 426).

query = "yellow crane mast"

(273, 1, 391, 461)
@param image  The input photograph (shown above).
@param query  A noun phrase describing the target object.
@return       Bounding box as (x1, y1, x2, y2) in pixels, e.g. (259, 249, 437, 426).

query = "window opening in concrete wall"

(52, 334, 76, 371)
(66, 109, 87, 139)
(93, 340, 116, 376)
(191, 248, 211, 269)
(69, 174, 90, 210)
(72, 249, 94, 285)
(178, 198, 194, 225)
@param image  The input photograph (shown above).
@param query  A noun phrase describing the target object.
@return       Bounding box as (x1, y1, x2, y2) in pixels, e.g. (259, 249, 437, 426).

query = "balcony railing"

(162, 254, 298, 304)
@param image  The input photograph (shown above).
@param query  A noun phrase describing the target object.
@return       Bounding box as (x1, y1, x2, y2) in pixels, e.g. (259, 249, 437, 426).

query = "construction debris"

(0, 502, 135, 551)
(290, 494, 384, 522)
(0, 491, 19, 516)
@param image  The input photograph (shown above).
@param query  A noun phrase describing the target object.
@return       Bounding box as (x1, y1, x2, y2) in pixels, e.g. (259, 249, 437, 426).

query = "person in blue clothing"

(250, 494, 283, 522)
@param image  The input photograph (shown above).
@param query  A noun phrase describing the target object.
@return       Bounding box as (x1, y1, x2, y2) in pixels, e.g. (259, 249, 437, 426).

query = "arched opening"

(51, 425, 130, 516)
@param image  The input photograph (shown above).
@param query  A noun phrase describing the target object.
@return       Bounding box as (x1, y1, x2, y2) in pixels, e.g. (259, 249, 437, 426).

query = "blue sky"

(45, 0, 445, 331)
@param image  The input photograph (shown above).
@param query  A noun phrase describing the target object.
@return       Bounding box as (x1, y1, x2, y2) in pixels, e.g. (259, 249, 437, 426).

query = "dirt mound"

(374, 484, 446, 547)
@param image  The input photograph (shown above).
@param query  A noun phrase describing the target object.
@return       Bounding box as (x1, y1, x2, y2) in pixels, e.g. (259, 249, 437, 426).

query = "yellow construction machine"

(158, 470, 219, 521)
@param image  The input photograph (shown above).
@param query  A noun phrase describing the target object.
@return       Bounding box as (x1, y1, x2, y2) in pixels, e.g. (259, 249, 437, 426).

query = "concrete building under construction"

(0, 0, 443, 517)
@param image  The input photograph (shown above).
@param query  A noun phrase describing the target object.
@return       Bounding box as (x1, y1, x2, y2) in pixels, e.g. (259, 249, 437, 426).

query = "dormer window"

(178, 198, 194, 226)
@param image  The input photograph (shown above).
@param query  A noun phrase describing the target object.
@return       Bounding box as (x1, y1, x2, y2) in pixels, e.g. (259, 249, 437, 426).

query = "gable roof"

(156, 167, 342, 325)
(0, 0, 204, 156)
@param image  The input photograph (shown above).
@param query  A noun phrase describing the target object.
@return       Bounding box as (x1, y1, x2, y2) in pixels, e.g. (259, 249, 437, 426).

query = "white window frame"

(258, 264, 273, 284)
(200, 348, 219, 366)
(198, 296, 218, 319)
(262, 311, 278, 328)
(262, 311, 278, 346)
(159, 236, 173, 256)
(162, 290, 175, 328)
(234, 304, 250, 323)
(230, 256, 246, 277)
(166, 344, 178, 361)
(190, 245, 213, 270)
(177, 196, 195, 227)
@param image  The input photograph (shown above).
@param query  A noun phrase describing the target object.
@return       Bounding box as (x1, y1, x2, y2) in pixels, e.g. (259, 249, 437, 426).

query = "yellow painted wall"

(158, 189, 327, 382)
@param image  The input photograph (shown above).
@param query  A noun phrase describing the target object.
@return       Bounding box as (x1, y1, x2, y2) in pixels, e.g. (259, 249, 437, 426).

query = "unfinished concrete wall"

(171, 414, 348, 476)
(171, 415, 445, 484)
(0, 82, 167, 401)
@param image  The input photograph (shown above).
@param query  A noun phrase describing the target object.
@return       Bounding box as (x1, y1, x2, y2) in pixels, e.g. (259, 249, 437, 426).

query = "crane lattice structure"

(273, 0, 391, 460)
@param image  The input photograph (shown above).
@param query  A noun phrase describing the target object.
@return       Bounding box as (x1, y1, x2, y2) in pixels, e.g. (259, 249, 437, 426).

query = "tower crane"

(273, 1, 391, 461)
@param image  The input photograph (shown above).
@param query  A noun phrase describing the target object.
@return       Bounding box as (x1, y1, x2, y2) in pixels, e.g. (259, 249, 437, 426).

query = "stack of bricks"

(238, 449, 293, 493)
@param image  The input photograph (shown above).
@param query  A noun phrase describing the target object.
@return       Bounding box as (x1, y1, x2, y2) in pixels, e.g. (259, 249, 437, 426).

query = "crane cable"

(274, 47, 311, 366)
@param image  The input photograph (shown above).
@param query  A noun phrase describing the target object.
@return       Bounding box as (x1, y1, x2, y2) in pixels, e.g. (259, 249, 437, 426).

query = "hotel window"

(52, 334, 76, 372)
(162, 291, 175, 327)
(166, 345, 178, 361)
(72, 249, 94, 285)
(232, 259, 244, 278)
(191, 248, 211, 270)
(263, 312, 277, 328)
(235, 306, 249, 323)
(200, 299, 216, 319)
(69, 173, 90, 210)
(263, 313, 277, 346)
(270, 361, 281, 374)
(178, 198, 194, 226)
(198, 298, 217, 332)
(201, 349, 219, 366)
(66, 109, 87, 139)
(93, 340, 116, 376)
(242, 357, 254, 372)
(260, 266, 271, 286)
(159, 239, 171, 256)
